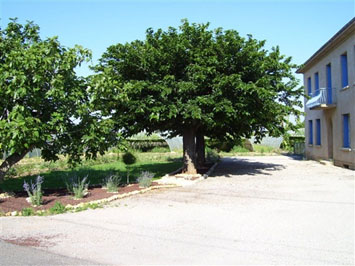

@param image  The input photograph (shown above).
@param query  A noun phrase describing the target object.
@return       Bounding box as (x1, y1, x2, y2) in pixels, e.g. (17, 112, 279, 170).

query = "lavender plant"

(137, 171, 154, 188)
(103, 174, 121, 193)
(65, 176, 89, 199)
(23, 175, 43, 206)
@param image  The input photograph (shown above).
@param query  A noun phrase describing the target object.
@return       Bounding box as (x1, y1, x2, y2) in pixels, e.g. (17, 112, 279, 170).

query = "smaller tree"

(0, 19, 112, 181)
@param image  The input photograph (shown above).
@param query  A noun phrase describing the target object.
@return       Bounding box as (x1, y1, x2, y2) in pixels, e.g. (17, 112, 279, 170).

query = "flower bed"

(0, 182, 177, 216)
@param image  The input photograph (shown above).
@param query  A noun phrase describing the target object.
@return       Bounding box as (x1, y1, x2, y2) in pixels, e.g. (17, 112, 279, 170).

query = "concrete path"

(1, 156, 354, 265)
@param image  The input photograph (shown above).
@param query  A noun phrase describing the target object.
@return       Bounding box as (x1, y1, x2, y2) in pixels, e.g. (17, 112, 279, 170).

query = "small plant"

(122, 152, 137, 165)
(103, 174, 121, 193)
(22, 207, 35, 216)
(23, 175, 44, 206)
(65, 176, 89, 199)
(49, 201, 66, 214)
(122, 152, 137, 184)
(137, 171, 154, 188)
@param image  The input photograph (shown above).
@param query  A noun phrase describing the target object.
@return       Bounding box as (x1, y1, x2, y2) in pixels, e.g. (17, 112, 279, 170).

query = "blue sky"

(1, 0, 354, 81)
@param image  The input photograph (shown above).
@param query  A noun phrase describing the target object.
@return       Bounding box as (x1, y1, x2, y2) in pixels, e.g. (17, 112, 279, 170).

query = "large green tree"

(0, 19, 113, 181)
(91, 20, 303, 174)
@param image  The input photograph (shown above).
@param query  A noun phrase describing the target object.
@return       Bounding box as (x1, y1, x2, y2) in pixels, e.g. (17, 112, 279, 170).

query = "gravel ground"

(0, 155, 354, 265)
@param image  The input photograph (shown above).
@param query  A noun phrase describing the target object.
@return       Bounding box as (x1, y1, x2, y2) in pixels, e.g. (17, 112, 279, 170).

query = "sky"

(1, 0, 354, 81)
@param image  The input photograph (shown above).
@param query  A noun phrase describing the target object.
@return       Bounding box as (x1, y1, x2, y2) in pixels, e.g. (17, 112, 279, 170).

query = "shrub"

(23, 175, 43, 206)
(22, 207, 35, 216)
(122, 152, 137, 165)
(103, 174, 121, 192)
(65, 176, 89, 199)
(49, 201, 66, 214)
(137, 171, 154, 188)
(122, 152, 137, 184)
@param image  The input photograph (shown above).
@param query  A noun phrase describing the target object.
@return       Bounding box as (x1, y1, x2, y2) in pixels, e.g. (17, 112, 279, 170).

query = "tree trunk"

(196, 130, 205, 168)
(182, 127, 197, 174)
(0, 150, 31, 182)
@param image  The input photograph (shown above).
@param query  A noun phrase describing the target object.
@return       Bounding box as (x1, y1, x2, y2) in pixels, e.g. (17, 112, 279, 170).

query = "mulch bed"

(0, 182, 159, 213)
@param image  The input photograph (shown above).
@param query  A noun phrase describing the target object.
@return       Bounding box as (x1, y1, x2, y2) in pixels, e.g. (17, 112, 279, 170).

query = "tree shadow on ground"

(209, 157, 285, 178)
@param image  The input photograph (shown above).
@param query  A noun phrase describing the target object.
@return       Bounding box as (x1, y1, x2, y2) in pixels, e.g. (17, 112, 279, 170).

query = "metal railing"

(306, 88, 336, 109)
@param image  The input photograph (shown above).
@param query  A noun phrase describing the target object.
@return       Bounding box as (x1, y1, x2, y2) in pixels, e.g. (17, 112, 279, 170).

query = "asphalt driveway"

(1, 156, 354, 265)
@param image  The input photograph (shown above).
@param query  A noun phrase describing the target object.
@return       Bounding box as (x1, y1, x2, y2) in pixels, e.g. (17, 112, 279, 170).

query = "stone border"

(203, 161, 219, 178)
(69, 184, 178, 208)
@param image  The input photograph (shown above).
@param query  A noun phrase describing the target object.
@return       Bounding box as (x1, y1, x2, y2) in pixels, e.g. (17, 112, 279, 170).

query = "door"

(327, 118, 333, 159)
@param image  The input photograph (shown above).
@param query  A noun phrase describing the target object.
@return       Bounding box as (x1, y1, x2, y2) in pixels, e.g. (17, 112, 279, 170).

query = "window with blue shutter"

(343, 114, 350, 148)
(307, 77, 312, 96)
(316, 119, 321, 145)
(326, 64, 332, 104)
(341, 53, 348, 88)
(308, 120, 313, 145)
(315, 72, 319, 95)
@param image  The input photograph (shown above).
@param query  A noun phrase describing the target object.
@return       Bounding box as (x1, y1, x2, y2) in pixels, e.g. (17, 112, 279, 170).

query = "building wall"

(303, 33, 355, 169)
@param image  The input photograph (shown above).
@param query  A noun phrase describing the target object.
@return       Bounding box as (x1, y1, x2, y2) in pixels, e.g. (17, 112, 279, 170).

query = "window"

(343, 114, 350, 148)
(341, 53, 348, 88)
(307, 77, 312, 96)
(316, 119, 321, 145)
(326, 64, 332, 104)
(308, 120, 313, 144)
(314, 72, 319, 95)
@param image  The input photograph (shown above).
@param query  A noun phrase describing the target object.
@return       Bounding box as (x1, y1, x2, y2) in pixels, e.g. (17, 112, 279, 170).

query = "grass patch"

(49, 202, 66, 214)
(220, 144, 283, 157)
(0, 152, 182, 192)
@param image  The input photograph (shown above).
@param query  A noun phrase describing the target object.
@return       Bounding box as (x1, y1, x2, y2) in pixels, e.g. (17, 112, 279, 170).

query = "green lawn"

(0, 152, 182, 192)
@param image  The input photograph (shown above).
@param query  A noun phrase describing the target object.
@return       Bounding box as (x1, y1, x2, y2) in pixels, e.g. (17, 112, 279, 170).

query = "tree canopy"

(91, 20, 303, 173)
(0, 19, 111, 180)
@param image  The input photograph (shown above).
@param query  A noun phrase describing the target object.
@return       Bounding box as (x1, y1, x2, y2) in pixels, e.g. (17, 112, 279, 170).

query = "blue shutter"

(315, 72, 319, 95)
(309, 120, 313, 144)
(341, 54, 348, 88)
(316, 119, 321, 145)
(307, 77, 312, 96)
(343, 114, 350, 148)
(326, 64, 332, 104)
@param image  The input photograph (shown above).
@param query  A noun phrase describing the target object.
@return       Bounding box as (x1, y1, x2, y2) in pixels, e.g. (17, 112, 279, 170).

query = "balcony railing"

(306, 88, 337, 110)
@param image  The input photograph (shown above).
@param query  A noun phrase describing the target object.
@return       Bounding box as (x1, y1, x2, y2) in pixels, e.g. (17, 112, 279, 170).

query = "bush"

(103, 174, 121, 192)
(137, 171, 154, 188)
(122, 152, 137, 165)
(206, 139, 236, 152)
(23, 175, 43, 206)
(127, 139, 169, 152)
(122, 152, 137, 184)
(65, 176, 89, 199)
(22, 207, 35, 216)
(49, 201, 66, 214)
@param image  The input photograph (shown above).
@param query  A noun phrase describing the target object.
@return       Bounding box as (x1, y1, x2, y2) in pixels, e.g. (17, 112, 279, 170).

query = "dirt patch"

(0, 234, 60, 247)
(0, 182, 160, 213)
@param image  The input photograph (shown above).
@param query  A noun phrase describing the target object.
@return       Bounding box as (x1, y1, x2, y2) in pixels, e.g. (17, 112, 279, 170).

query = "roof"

(297, 17, 355, 74)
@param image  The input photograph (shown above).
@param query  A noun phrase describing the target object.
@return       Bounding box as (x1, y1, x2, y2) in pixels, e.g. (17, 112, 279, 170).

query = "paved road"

(0, 240, 92, 265)
(1, 156, 354, 265)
